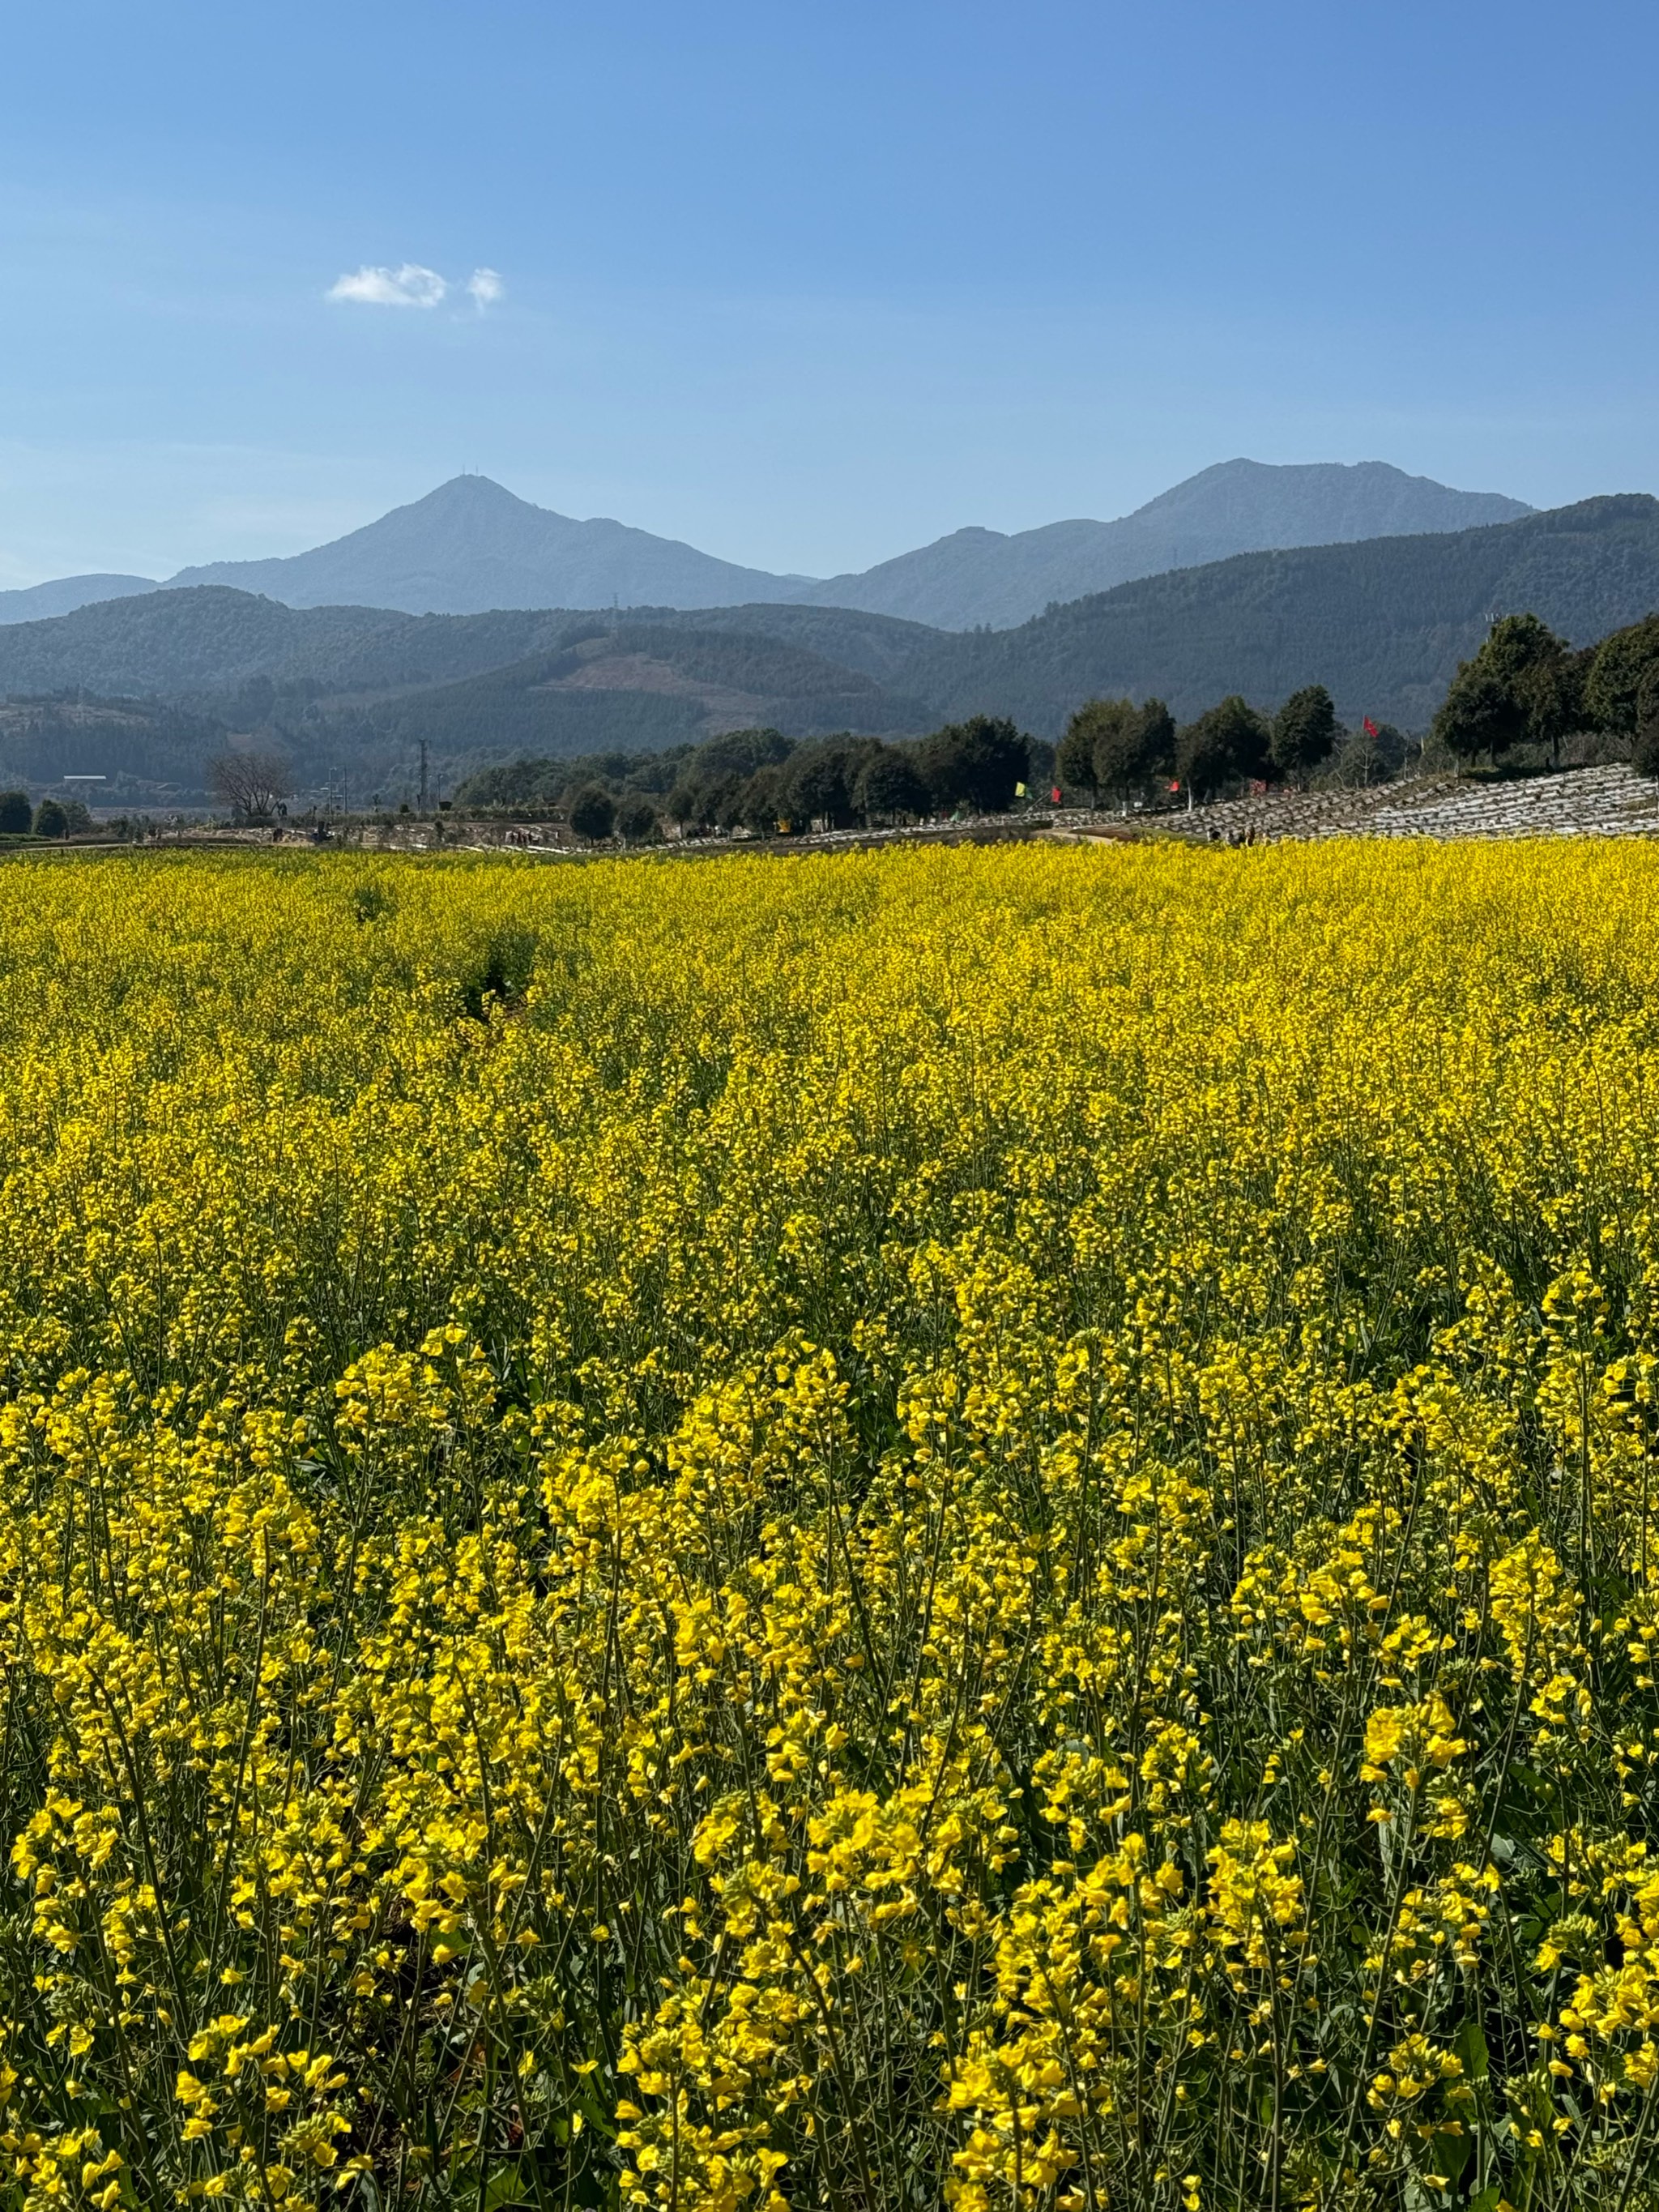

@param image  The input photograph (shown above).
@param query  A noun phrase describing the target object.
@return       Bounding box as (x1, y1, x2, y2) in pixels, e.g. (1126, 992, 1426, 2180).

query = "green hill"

(672, 495, 1659, 731)
(333, 626, 933, 758)
(0, 694, 230, 802)
(0, 588, 572, 700)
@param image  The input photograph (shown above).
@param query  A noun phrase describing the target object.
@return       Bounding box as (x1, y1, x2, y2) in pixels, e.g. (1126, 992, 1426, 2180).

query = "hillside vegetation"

(872, 494, 1659, 732)
(0, 694, 229, 801)
(0, 589, 578, 700)
(341, 627, 933, 760)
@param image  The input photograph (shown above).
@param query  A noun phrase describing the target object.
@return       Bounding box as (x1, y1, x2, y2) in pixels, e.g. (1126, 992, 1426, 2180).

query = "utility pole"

(418, 740, 429, 814)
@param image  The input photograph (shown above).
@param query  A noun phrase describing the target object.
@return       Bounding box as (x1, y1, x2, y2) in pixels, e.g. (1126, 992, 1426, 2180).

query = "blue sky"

(2, 0, 1656, 584)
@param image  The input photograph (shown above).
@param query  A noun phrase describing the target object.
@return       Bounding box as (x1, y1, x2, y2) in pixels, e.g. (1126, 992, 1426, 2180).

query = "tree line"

(1052, 606, 1659, 805)
(1431, 609, 1659, 767)
(1052, 687, 1352, 804)
(460, 717, 1045, 843)
(0, 791, 94, 839)
(1051, 683, 1424, 802)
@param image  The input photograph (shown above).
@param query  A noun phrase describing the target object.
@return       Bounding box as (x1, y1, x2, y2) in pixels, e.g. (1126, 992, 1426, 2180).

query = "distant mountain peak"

(0, 572, 159, 626)
(1126, 455, 1531, 532)
(399, 473, 546, 513)
(794, 460, 1536, 626)
(163, 476, 803, 616)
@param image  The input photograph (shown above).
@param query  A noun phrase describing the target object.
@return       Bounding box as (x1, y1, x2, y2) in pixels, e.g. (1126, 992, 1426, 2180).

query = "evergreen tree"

(1434, 614, 1578, 766)
(1433, 665, 1522, 765)
(782, 742, 862, 830)
(854, 747, 929, 823)
(1271, 685, 1337, 782)
(1585, 615, 1659, 735)
(1056, 698, 1174, 805)
(1055, 705, 1108, 797)
(1175, 696, 1270, 799)
(1128, 700, 1177, 789)
(739, 766, 786, 835)
(0, 791, 31, 835)
(567, 785, 616, 841)
(917, 716, 1027, 813)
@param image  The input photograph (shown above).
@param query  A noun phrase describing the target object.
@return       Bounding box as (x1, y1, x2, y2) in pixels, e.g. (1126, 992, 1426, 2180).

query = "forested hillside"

(528, 495, 1659, 731)
(0, 589, 572, 700)
(685, 494, 1659, 729)
(334, 626, 932, 758)
(0, 695, 229, 802)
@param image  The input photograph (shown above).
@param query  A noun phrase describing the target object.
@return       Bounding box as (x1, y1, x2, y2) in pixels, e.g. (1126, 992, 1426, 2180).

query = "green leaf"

(482, 2160, 531, 2211)
(1455, 2016, 1491, 2084)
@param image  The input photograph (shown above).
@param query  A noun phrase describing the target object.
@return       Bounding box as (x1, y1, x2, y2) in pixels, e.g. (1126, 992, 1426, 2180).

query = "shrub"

(458, 923, 537, 1019)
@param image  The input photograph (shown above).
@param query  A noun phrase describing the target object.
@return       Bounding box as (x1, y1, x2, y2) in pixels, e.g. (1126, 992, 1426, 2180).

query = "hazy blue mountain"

(166, 475, 808, 615)
(0, 573, 158, 625)
(792, 461, 1534, 627)
(10, 460, 1535, 633)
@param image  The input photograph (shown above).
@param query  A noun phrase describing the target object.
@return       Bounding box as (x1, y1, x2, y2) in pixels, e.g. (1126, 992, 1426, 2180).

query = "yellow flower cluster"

(2, 839, 1659, 2210)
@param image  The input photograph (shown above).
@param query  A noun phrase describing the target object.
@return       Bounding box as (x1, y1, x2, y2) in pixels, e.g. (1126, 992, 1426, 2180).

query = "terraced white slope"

(1160, 764, 1659, 845)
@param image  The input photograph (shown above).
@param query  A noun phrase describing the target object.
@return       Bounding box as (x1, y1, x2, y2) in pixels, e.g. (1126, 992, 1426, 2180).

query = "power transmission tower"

(418, 741, 429, 813)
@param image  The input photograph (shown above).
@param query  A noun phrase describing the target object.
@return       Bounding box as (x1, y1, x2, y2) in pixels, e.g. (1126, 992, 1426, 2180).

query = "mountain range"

(2, 496, 1655, 809)
(0, 459, 1533, 634)
(787, 461, 1531, 627)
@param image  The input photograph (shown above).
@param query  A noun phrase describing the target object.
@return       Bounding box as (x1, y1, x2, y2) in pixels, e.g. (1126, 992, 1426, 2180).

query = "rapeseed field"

(4, 839, 1659, 2212)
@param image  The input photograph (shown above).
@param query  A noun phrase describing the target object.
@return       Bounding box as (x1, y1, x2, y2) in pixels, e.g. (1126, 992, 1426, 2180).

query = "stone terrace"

(1147, 763, 1659, 845)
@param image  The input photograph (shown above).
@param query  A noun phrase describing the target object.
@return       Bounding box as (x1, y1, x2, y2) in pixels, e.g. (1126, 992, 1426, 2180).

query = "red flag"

(1168, 779, 1180, 793)
(1051, 786, 1062, 805)
(1363, 716, 1380, 739)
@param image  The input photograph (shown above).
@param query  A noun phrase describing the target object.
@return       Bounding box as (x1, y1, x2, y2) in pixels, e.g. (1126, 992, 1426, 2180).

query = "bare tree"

(208, 750, 293, 820)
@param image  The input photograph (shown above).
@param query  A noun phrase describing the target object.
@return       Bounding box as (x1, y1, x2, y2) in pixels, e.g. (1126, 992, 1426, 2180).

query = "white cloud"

(327, 263, 447, 309)
(467, 267, 505, 310)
